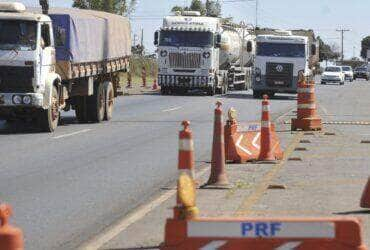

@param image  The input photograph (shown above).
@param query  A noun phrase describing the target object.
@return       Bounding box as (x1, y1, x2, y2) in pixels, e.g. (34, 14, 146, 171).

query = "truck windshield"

(257, 42, 305, 58)
(0, 20, 37, 51)
(159, 30, 214, 47)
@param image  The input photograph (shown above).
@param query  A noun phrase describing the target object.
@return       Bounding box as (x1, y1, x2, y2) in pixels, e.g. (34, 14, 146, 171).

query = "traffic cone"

(141, 67, 147, 88)
(360, 177, 370, 209)
(175, 121, 196, 219)
(152, 78, 158, 90)
(0, 204, 24, 250)
(258, 95, 276, 162)
(203, 101, 230, 189)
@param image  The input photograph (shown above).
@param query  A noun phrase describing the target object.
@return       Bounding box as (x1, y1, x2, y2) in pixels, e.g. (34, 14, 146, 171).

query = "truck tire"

(87, 81, 105, 122)
(39, 86, 59, 132)
(253, 90, 262, 99)
(104, 81, 114, 121)
(207, 86, 215, 96)
(75, 96, 88, 123)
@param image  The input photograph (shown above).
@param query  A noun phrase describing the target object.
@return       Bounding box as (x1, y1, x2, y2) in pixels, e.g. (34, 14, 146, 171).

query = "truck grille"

(169, 53, 201, 69)
(266, 63, 293, 87)
(0, 66, 34, 93)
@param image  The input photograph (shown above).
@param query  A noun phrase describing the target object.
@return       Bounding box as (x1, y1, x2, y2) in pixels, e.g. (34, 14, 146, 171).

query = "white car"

(341, 66, 354, 82)
(321, 66, 345, 85)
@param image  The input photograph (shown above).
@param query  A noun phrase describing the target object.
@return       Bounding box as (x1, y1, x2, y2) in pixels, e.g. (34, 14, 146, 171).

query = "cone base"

(201, 182, 232, 190)
(291, 117, 323, 131)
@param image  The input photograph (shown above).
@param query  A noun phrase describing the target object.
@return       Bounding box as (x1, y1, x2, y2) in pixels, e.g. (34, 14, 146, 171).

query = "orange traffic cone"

(258, 95, 276, 162)
(175, 121, 195, 219)
(360, 177, 370, 209)
(204, 102, 230, 189)
(0, 204, 24, 250)
(152, 78, 158, 90)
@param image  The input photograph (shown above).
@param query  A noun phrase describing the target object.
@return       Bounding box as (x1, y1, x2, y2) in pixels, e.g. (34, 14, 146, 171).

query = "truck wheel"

(39, 86, 59, 132)
(207, 86, 215, 96)
(104, 81, 114, 121)
(253, 90, 262, 99)
(87, 82, 105, 122)
(75, 96, 88, 123)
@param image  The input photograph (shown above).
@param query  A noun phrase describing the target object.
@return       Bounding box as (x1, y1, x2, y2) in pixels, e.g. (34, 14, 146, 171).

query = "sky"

(6, 0, 370, 59)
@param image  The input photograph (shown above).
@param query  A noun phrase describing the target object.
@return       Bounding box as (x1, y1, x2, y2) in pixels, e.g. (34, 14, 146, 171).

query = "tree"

(171, 6, 184, 13)
(190, 0, 206, 15)
(317, 36, 340, 61)
(205, 0, 221, 17)
(72, 0, 137, 16)
(361, 36, 370, 59)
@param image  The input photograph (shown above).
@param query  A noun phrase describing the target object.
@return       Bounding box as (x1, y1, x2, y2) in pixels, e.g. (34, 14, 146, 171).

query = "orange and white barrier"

(360, 177, 370, 209)
(162, 217, 367, 250)
(152, 78, 158, 90)
(0, 204, 24, 250)
(291, 80, 322, 131)
(178, 121, 195, 179)
(204, 102, 229, 188)
(225, 102, 283, 163)
(141, 67, 147, 87)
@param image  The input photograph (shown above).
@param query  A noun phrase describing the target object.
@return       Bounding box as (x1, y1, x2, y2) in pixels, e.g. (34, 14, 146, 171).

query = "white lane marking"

(52, 129, 92, 139)
(162, 106, 182, 112)
(275, 242, 302, 250)
(236, 135, 252, 155)
(78, 167, 209, 250)
(200, 241, 228, 250)
(252, 132, 261, 150)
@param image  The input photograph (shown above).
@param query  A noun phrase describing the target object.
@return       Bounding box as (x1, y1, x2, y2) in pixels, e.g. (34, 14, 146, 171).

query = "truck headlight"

(23, 95, 32, 105)
(12, 95, 22, 105)
(256, 76, 261, 82)
(255, 67, 261, 77)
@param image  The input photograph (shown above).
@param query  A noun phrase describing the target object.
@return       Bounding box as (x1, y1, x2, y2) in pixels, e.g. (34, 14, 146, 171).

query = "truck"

(0, 2, 131, 132)
(154, 11, 255, 96)
(252, 29, 319, 98)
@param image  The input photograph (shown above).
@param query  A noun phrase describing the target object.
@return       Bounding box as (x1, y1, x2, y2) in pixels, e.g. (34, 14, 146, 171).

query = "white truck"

(252, 30, 318, 98)
(154, 11, 255, 95)
(0, 2, 131, 132)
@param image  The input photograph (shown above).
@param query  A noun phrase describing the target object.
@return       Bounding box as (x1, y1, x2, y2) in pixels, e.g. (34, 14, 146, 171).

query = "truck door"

(39, 22, 55, 88)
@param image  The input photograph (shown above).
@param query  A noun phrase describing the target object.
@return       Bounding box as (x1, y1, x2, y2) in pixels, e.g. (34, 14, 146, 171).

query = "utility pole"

(336, 28, 350, 61)
(255, 0, 258, 29)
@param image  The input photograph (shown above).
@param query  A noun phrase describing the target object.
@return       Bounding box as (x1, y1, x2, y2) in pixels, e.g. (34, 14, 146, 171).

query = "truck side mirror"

(311, 44, 317, 56)
(154, 31, 159, 46)
(215, 34, 222, 48)
(246, 41, 253, 52)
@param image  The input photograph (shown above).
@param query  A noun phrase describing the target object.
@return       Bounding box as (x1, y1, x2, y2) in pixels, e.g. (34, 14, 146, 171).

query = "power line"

(336, 28, 350, 61)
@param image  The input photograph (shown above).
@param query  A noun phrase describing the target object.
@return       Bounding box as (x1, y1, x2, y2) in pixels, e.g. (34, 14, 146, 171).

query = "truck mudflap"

(158, 75, 212, 88)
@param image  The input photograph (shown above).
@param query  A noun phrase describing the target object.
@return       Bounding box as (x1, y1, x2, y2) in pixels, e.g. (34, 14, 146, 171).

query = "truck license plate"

(274, 81, 285, 85)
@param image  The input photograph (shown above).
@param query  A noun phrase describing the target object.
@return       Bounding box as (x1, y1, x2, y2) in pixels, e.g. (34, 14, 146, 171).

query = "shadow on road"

(333, 209, 370, 215)
(103, 246, 160, 250)
(225, 92, 297, 101)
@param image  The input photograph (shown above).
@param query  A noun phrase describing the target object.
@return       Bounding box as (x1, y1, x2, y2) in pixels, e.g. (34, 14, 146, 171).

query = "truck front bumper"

(252, 75, 299, 94)
(158, 74, 213, 88)
(0, 93, 44, 108)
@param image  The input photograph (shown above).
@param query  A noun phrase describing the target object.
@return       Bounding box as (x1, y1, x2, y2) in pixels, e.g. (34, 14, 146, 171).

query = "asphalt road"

(0, 90, 296, 250)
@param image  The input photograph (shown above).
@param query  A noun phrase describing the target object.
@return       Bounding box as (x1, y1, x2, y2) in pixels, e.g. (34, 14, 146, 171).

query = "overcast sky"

(6, 0, 370, 59)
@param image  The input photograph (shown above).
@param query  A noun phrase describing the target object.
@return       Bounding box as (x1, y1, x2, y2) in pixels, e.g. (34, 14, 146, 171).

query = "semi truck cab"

(0, 2, 61, 130)
(252, 34, 316, 98)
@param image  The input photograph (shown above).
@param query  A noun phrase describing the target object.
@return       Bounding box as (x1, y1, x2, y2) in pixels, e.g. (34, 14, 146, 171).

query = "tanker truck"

(0, 2, 131, 132)
(154, 11, 255, 95)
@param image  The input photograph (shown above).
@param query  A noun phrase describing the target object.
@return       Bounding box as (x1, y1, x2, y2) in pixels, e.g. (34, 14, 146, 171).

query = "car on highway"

(341, 66, 354, 82)
(321, 66, 345, 85)
(354, 66, 369, 81)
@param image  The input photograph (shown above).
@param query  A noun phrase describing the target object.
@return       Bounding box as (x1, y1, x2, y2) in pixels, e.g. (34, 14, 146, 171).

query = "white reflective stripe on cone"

(261, 121, 271, 128)
(179, 139, 194, 151)
(298, 103, 316, 109)
(297, 88, 314, 93)
(262, 105, 270, 112)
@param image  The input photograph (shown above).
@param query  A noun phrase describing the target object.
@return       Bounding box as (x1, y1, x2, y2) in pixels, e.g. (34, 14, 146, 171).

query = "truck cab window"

(41, 24, 51, 48)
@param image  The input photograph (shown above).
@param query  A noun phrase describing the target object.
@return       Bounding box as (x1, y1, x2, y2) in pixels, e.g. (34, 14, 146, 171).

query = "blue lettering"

(255, 223, 269, 237)
(270, 223, 282, 236)
(241, 223, 253, 236)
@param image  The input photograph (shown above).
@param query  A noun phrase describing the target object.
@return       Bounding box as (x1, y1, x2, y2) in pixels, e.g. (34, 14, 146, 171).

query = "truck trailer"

(252, 29, 318, 98)
(0, 2, 131, 131)
(154, 11, 255, 95)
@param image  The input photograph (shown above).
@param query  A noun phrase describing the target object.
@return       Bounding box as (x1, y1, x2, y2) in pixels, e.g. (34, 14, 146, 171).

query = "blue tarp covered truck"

(0, 2, 131, 131)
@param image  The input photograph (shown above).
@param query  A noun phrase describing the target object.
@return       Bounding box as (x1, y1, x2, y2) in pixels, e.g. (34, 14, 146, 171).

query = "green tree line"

(72, 0, 137, 15)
